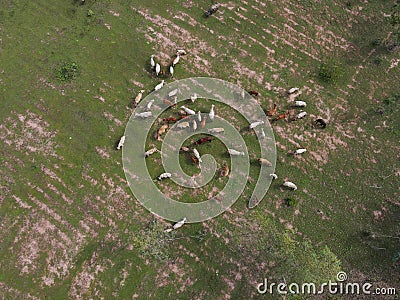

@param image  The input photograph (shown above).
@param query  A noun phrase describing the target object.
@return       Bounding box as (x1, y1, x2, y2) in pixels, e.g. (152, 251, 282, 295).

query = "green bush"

(87, 9, 94, 17)
(132, 220, 176, 262)
(285, 197, 298, 207)
(318, 61, 344, 84)
(56, 61, 79, 82)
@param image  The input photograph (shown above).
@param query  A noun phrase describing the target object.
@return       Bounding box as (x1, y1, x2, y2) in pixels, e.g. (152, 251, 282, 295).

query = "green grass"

(0, 0, 399, 298)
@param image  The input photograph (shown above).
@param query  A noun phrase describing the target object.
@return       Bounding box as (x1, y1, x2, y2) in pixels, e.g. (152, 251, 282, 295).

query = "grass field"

(0, 0, 399, 299)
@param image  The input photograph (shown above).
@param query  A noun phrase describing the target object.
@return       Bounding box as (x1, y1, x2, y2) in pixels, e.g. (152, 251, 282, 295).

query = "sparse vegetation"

(318, 60, 344, 84)
(0, 0, 399, 298)
(56, 61, 79, 82)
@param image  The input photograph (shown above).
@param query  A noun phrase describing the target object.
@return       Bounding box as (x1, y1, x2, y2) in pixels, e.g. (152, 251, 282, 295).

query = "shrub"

(132, 220, 176, 262)
(56, 61, 79, 82)
(285, 197, 297, 207)
(87, 9, 94, 17)
(318, 61, 344, 84)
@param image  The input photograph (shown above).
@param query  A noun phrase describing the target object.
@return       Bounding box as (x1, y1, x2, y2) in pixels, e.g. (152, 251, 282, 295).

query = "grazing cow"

(296, 111, 307, 119)
(191, 155, 199, 166)
(204, 4, 219, 17)
(273, 111, 289, 122)
(135, 111, 152, 118)
(117, 135, 125, 150)
(176, 49, 187, 56)
(165, 217, 187, 232)
(157, 124, 168, 137)
(197, 111, 202, 122)
(144, 147, 158, 158)
(180, 146, 190, 152)
(181, 105, 196, 115)
(261, 128, 266, 138)
(154, 80, 165, 91)
(294, 100, 307, 107)
(177, 121, 190, 129)
(220, 163, 230, 177)
(201, 115, 207, 129)
(270, 173, 278, 180)
(155, 63, 161, 76)
(193, 148, 202, 163)
(193, 136, 213, 145)
(314, 118, 327, 129)
(258, 158, 272, 166)
(173, 217, 187, 229)
(267, 104, 277, 116)
(288, 87, 300, 94)
(162, 117, 177, 123)
(228, 148, 245, 156)
(283, 181, 297, 190)
(250, 120, 264, 129)
(168, 89, 179, 98)
(295, 148, 307, 155)
(208, 127, 224, 133)
(209, 104, 215, 121)
(146, 99, 154, 110)
(163, 98, 175, 108)
(150, 55, 156, 68)
(191, 93, 198, 103)
(192, 120, 197, 131)
(247, 90, 259, 97)
(134, 90, 145, 106)
(158, 172, 172, 180)
(172, 54, 180, 66)
(169, 65, 174, 77)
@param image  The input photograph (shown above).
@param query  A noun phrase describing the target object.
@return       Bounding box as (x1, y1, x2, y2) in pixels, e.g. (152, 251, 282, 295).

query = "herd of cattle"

(114, 5, 327, 229)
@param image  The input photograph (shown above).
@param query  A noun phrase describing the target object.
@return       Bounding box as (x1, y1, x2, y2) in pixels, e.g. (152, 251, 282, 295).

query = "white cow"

(134, 89, 145, 105)
(294, 100, 307, 107)
(193, 148, 202, 163)
(165, 217, 187, 232)
(192, 120, 198, 131)
(168, 88, 179, 97)
(261, 128, 266, 138)
(250, 120, 264, 129)
(155, 63, 161, 76)
(209, 104, 215, 121)
(197, 111, 202, 122)
(146, 99, 154, 110)
(177, 122, 190, 129)
(150, 55, 155, 68)
(288, 87, 299, 94)
(176, 49, 187, 56)
(144, 147, 158, 157)
(181, 105, 196, 115)
(172, 54, 180, 66)
(208, 127, 224, 133)
(158, 172, 172, 180)
(117, 135, 125, 150)
(191, 93, 198, 103)
(228, 148, 245, 156)
(295, 148, 307, 155)
(135, 111, 152, 118)
(283, 181, 297, 190)
(296, 111, 307, 119)
(270, 173, 278, 180)
(154, 80, 165, 91)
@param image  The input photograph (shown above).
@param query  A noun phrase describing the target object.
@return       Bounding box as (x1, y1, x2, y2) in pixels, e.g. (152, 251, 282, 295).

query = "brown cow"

(193, 136, 213, 145)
